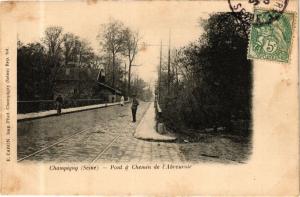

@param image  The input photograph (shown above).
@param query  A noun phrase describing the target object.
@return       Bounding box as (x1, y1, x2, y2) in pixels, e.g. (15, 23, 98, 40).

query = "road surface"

(18, 102, 250, 163)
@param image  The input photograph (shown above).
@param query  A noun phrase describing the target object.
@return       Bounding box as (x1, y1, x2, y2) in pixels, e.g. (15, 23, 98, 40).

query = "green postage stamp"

(248, 9, 295, 63)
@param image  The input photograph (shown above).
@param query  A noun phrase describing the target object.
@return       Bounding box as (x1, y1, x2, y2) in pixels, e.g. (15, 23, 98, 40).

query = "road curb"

(17, 101, 130, 122)
(133, 102, 177, 142)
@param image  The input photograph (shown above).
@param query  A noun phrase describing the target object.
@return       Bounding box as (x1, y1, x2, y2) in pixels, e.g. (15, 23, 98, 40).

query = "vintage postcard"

(0, 0, 298, 195)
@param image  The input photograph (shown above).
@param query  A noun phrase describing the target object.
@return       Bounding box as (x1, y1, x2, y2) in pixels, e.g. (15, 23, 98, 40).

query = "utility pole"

(159, 40, 162, 102)
(167, 29, 171, 95)
(124, 62, 127, 97)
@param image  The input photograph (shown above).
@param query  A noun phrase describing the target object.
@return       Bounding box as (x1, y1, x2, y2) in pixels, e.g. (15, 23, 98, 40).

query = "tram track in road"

(17, 126, 97, 162)
(90, 102, 151, 163)
(90, 135, 121, 163)
(18, 102, 151, 162)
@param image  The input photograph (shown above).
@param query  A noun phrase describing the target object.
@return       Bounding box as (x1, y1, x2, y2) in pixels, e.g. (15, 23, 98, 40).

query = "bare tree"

(43, 26, 64, 65)
(42, 26, 64, 97)
(122, 27, 140, 96)
(63, 33, 96, 68)
(97, 19, 126, 88)
(76, 39, 95, 67)
(62, 33, 79, 65)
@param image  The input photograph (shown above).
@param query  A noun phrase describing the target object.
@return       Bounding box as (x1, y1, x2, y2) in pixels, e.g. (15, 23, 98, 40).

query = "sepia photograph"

(0, 0, 299, 195)
(16, 1, 254, 164)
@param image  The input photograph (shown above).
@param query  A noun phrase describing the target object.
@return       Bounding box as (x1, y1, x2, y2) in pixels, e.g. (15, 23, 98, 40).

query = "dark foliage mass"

(158, 13, 252, 134)
(17, 42, 51, 100)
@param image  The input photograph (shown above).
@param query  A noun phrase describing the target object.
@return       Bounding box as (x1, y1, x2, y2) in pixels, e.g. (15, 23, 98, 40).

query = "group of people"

(55, 94, 139, 122)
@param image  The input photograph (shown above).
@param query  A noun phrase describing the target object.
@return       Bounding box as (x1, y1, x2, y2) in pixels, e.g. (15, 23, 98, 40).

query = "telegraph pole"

(167, 29, 171, 95)
(159, 40, 162, 102)
(124, 62, 127, 97)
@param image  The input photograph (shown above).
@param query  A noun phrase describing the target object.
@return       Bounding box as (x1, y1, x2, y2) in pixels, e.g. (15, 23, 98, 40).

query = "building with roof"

(53, 65, 122, 103)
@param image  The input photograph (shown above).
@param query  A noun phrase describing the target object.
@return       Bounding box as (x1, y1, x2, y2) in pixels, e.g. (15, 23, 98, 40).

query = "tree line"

(158, 13, 252, 134)
(18, 19, 151, 101)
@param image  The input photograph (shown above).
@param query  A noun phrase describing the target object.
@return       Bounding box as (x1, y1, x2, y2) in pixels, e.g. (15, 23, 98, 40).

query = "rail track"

(18, 103, 151, 162)
(90, 102, 150, 163)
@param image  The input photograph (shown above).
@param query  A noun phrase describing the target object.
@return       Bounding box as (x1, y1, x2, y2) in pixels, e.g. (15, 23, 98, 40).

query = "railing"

(154, 98, 165, 133)
(155, 101, 162, 121)
(17, 99, 105, 114)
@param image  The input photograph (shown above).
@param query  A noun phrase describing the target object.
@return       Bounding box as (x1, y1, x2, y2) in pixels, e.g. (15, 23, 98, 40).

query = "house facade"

(54, 64, 122, 103)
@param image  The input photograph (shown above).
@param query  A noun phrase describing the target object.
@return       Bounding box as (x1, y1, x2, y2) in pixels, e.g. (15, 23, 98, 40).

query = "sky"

(16, 1, 212, 86)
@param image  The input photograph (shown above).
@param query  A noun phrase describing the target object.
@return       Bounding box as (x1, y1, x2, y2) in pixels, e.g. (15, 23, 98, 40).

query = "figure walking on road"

(131, 94, 139, 122)
(120, 95, 125, 106)
(55, 94, 63, 115)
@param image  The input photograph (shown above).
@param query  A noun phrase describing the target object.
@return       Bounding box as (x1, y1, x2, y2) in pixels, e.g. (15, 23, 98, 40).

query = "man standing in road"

(131, 94, 139, 122)
(55, 94, 63, 115)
